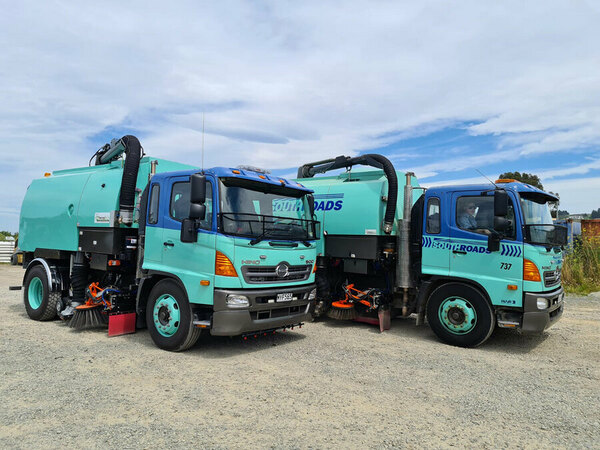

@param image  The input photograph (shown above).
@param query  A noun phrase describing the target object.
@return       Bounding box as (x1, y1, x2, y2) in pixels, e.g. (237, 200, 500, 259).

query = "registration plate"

(277, 292, 293, 302)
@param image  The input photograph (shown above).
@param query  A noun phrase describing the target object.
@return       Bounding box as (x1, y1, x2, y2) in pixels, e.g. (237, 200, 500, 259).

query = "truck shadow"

(318, 315, 551, 352)
(479, 328, 550, 354)
(132, 328, 307, 358)
(318, 315, 441, 343)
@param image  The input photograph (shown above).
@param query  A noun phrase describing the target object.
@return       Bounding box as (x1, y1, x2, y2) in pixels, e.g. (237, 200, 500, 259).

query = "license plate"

(277, 292, 293, 302)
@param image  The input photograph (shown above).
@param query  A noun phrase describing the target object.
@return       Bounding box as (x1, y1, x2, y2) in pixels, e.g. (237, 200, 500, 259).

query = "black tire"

(146, 279, 201, 352)
(426, 282, 495, 348)
(23, 265, 59, 321)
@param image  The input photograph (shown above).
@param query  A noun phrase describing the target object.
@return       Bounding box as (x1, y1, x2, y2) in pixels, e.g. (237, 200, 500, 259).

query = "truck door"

(161, 175, 217, 305)
(449, 191, 523, 308)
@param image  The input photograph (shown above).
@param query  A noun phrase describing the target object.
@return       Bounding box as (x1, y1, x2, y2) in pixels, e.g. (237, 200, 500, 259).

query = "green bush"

(562, 238, 600, 295)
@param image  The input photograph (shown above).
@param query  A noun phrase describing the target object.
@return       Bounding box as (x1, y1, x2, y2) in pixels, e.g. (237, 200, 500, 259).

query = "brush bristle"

(68, 307, 107, 330)
(327, 305, 357, 320)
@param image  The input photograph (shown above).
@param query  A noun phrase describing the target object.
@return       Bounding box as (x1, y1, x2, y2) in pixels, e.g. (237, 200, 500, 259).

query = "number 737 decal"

(500, 263, 512, 270)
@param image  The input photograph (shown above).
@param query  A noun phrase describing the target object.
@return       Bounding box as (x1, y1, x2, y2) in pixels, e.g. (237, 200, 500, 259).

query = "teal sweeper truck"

(296, 155, 567, 347)
(17, 135, 319, 351)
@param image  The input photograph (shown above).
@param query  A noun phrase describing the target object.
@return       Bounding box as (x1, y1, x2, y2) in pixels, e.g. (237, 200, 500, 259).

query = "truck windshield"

(219, 177, 318, 242)
(520, 193, 567, 246)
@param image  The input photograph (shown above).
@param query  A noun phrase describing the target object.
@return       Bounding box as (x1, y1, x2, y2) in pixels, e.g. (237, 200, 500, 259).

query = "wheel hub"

(438, 297, 477, 335)
(152, 294, 181, 337)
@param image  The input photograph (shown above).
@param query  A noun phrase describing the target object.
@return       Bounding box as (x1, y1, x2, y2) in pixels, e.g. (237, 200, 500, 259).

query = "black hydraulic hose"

(118, 135, 142, 225)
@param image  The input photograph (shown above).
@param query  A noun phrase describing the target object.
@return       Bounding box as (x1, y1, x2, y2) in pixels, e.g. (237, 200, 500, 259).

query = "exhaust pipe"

(397, 172, 415, 316)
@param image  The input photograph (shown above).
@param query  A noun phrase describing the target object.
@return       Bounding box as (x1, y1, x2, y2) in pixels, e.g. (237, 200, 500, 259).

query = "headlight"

(226, 294, 249, 308)
(308, 288, 317, 301)
(536, 298, 548, 310)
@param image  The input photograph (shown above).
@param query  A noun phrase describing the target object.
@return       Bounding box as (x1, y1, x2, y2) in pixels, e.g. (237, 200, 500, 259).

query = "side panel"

(448, 191, 523, 307)
(19, 172, 91, 252)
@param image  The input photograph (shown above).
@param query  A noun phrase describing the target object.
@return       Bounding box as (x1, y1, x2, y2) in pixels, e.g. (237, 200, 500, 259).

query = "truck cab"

(418, 180, 565, 345)
(139, 167, 319, 349)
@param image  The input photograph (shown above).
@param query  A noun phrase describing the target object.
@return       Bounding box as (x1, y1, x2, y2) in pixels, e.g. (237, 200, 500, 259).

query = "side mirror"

(487, 233, 501, 252)
(494, 189, 509, 217)
(494, 216, 511, 233)
(307, 194, 315, 217)
(191, 174, 206, 204)
(181, 218, 198, 243)
(189, 203, 206, 220)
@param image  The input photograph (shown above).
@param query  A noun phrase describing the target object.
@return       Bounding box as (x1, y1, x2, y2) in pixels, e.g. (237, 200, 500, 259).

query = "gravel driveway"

(1, 264, 598, 448)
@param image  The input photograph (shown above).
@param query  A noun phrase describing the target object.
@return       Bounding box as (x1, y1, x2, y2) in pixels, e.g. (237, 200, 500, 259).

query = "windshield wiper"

(249, 229, 276, 246)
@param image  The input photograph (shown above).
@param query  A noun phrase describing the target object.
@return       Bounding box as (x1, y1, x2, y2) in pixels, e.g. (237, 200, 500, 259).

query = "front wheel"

(146, 280, 201, 352)
(426, 283, 495, 348)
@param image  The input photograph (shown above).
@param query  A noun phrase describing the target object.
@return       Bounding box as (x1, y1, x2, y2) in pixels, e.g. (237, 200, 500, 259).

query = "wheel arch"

(23, 258, 67, 293)
(419, 276, 493, 313)
(136, 271, 188, 327)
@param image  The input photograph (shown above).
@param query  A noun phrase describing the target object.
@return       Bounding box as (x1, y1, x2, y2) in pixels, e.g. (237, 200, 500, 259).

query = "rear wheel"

(146, 279, 201, 351)
(23, 266, 59, 321)
(426, 283, 494, 347)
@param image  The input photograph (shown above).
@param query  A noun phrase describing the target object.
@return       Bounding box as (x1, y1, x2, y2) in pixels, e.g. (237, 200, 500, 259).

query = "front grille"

(242, 264, 311, 284)
(544, 269, 561, 287)
(250, 305, 306, 320)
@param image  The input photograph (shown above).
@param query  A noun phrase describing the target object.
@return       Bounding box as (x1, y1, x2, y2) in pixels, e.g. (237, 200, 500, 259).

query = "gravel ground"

(1, 264, 599, 449)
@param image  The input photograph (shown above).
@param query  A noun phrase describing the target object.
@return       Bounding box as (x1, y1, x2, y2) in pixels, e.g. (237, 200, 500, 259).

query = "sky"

(1, 0, 600, 231)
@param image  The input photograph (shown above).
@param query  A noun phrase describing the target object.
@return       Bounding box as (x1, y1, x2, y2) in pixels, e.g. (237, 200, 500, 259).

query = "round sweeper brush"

(68, 304, 108, 330)
(327, 300, 358, 320)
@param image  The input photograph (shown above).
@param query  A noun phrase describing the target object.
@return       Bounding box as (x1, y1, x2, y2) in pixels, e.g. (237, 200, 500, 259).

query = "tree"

(498, 172, 544, 190)
(591, 208, 600, 219)
(557, 210, 570, 219)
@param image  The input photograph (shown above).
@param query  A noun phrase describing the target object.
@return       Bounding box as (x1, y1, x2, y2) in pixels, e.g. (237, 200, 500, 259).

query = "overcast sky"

(2, 0, 599, 231)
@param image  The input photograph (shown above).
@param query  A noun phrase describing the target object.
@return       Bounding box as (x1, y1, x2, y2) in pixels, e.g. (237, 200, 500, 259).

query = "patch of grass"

(562, 238, 600, 295)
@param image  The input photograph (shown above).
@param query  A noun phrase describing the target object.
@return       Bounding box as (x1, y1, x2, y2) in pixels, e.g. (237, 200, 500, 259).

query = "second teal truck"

(297, 155, 566, 347)
(18, 136, 319, 351)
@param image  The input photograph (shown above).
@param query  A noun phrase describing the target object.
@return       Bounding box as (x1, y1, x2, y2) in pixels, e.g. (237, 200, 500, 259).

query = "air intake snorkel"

(95, 135, 143, 225)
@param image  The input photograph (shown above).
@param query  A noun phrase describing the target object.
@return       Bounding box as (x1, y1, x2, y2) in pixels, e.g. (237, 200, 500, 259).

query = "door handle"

(163, 241, 175, 247)
(452, 250, 467, 255)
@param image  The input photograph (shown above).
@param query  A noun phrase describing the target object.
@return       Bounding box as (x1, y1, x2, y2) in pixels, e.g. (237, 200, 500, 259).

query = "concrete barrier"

(0, 241, 15, 263)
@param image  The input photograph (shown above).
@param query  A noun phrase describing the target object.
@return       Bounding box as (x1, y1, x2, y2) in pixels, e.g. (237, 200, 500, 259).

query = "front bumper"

(210, 284, 315, 336)
(521, 287, 564, 333)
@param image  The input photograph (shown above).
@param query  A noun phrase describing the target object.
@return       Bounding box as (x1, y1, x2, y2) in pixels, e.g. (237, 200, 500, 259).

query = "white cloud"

(2, 1, 600, 229)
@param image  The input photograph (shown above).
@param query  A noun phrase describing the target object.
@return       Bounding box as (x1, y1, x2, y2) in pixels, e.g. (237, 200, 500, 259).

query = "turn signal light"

(523, 259, 541, 282)
(312, 263, 317, 273)
(215, 251, 238, 277)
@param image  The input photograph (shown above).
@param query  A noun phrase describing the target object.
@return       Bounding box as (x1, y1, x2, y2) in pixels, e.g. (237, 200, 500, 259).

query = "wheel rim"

(28, 277, 43, 309)
(153, 294, 181, 337)
(438, 296, 477, 335)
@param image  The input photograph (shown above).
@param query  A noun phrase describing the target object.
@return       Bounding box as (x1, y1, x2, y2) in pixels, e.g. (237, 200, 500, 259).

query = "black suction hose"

(360, 154, 398, 233)
(298, 153, 398, 234)
(118, 135, 142, 225)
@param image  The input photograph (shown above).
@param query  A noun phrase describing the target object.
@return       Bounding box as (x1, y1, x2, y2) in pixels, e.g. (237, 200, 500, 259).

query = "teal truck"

(297, 155, 567, 347)
(18, 136, 319, 351)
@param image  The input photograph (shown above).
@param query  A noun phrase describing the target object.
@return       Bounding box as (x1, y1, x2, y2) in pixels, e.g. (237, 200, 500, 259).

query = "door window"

(169, 180, 213, 230)
(426, 198, 441, 234)
(456, 196, 516, 239)
(148, 184, 160, 225)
